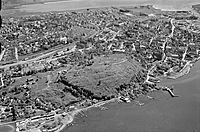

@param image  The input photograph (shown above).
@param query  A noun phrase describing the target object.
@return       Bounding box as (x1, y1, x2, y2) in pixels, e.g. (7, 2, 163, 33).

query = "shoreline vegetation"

(165, 61, 193, 79)
(15, 98, 118, 132)
(54, 98, 118, 132)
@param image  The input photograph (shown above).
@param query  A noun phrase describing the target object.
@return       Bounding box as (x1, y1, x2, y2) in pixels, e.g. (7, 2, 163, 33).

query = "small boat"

(120, 96, 131, 103)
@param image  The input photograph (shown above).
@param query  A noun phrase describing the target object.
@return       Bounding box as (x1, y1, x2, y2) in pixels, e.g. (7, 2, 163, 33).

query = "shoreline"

(166, 61, 193, 79)
(54, 98, 119, 132)
(61, 60, 200, 132)
(14, 98, 118, 132)
(55, 57, 198, 132)
(59, 98, 117, 131)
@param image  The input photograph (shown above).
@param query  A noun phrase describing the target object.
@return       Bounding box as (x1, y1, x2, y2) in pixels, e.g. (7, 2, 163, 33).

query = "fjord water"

(18, 0, 200, 12)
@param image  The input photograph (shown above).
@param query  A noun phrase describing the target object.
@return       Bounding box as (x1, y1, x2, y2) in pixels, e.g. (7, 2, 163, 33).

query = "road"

(0, 45, 76, 69)
(0, 50, 56, 69)
(0, 50, 6, 62)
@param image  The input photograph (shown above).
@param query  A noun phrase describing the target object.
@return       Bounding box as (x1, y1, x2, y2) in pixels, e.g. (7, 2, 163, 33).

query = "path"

(0, 49, 6, 62)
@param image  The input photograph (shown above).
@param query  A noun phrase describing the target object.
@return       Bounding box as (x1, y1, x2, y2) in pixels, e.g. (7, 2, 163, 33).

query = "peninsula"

(0, 4, 200, 132)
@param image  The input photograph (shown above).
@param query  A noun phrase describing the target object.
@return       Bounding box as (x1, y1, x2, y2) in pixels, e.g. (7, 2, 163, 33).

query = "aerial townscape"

(0, 3, 200, 132)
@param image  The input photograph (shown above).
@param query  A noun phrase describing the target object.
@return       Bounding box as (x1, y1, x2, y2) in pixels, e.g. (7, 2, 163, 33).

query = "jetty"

(162, 87, 179, 97)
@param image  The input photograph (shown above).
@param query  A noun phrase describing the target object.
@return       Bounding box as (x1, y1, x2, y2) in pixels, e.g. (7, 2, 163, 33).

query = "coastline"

(166, 61, 193, 79)
(14, 98, 119, 132)
(65, 77, 200, 132)
(59, 59, 196, 132)
(57, 57, 197, 132)
(63, 60, 200, 132)
(56, 98, 119, 132)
